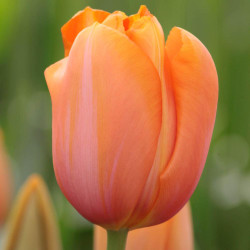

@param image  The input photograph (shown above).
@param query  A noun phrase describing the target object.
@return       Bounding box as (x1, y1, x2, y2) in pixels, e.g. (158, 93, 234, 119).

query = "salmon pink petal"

(61, 7, 109, 56)
(136, 27, 218, 228)
(45, 23, 162, 229)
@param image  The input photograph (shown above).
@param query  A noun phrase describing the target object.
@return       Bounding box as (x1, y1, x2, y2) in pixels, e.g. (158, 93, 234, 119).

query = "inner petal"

(124, 7, 165, 79)
(102, 11, 127, 33)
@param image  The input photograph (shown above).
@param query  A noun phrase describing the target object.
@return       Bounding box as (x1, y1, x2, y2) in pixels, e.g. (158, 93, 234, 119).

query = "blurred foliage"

(0, 0, 249, 249)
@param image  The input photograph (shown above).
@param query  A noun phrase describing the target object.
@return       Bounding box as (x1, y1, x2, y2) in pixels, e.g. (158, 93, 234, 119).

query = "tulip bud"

(3, 174, 62, 250)
(45, 5, 218, 230)
(94, 203, 193, 250)
(0, 129, 12, 225)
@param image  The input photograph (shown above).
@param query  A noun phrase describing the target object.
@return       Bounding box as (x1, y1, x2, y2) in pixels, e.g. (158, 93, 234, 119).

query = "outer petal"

(138, 27, 218, 227)
(122, 6, 176, 227)
(0, 129, 12, 225)
(94, 203, 193, 250)
(61, 7, 109, 56)
(45, 23, 162, 229)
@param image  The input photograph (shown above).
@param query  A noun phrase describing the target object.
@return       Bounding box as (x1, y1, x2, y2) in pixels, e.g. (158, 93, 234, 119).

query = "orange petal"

(0, 129, 12, 225)
(61, 7, 109, 56)
(94, 203, 193, 250)
(137, 27, 218, 227)
(45, 23, 162, 229)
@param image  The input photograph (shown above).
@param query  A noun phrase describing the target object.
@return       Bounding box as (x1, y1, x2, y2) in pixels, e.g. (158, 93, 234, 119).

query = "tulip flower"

(94, 203, 193, 250)
(45, 5, 218, 249)
(0, 129, 12, 225)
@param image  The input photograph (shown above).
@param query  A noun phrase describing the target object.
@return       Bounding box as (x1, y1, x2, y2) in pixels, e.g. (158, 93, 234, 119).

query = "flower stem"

(106, 229, 128, 250)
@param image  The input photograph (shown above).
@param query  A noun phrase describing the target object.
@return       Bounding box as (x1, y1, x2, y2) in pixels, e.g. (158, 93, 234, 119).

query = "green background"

(0, 0, 249, 249)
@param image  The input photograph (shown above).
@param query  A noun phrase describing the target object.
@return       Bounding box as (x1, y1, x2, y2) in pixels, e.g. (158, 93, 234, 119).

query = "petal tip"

(61, 7, 109, 56)
(26, 174, 44, 190)
(166, 27, 184, 60)
(138, 5, 151, 16)
(44, 58, 67, 98)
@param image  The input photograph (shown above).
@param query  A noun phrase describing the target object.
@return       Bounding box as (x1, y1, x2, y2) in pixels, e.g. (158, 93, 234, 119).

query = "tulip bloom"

(94, 203, 193, 250)
(45, 5, 218, 230)
(0, 129, 12, 225)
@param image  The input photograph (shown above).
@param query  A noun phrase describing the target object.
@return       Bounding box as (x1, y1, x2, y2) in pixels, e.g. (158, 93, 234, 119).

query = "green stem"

(106, 229, 128, 250)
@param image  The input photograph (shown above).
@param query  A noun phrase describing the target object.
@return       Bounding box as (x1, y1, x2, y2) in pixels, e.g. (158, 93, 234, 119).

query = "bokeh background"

(0, 0, 249, 249)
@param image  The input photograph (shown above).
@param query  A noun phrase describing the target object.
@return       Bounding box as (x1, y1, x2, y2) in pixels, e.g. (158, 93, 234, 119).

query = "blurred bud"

(0, 129, 12, 225)
(3, 174, 62, 250)
(94, 203, 193, 250)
